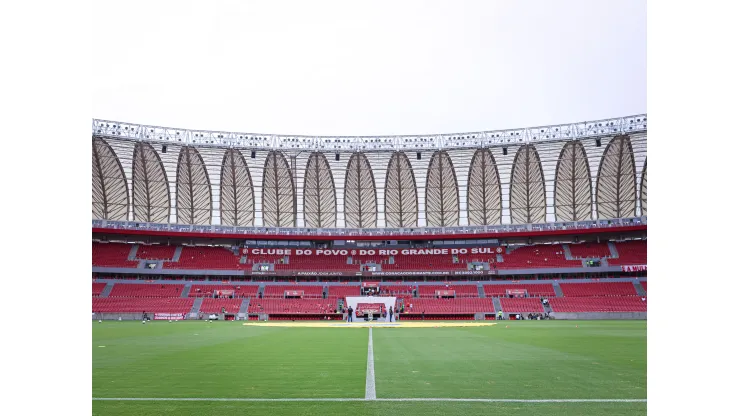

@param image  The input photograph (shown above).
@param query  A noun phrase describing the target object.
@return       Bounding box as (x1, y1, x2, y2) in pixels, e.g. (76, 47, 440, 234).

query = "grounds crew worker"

(497, 310, 503, 320)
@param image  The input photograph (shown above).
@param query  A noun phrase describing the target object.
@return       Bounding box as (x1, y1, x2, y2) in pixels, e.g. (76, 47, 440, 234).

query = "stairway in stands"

(492, 297, 502, 313)
(632, 281, 646, 296)
(190, 298, 204, 316)
(239, 298, 250, 318)
(552, 282, 564, 297)
(100, 283, 114, 298)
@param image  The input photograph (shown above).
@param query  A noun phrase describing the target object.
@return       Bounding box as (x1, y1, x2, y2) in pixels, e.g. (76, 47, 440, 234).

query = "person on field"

(348, 305, 354, 322)
(389, 306, 394, 322)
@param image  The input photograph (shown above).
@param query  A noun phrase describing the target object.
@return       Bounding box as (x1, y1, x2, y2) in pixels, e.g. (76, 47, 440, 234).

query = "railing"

(93, 217, 646, 237)
(92, 114, 647, 152)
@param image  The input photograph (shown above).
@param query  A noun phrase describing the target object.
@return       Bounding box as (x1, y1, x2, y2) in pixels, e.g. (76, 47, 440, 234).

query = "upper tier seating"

(559, 282, 637, 297)
(496, 245, 582, 269)
(199, 298, 243, 314)
(136, 245, 176, 260)
(92, 283, 107, 297)
(108, 284, 184, 298)
(417, 284, 479, 298)
(189, 285, 259, 298)
(92, 243, 138, 268)
(248, 299, 337, 314)
(549, 297, 647, 312)
(568, 243, 611, 259)
(275, 256, 356, 272)
(608, 241, 647, 266)
(500, 298, 545, 313)
(483, 283, 556, 297)
(386, 255, 467, 271)
(262, 285, 324, 298)
(93, 297, 194, 314)
(165, 246, 245, 270)
(398, 298, 494, 313)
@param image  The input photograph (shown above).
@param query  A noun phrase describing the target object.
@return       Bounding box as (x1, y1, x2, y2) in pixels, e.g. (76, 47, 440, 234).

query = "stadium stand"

(136, 245, 176, 260)
(199, 298, 243, 314)
(483, 283, 556, 297)
(417, 284, 479, 298)
(108, 283, 184, 298)
(165, 246, 245, 270)
(248, 299, 337, 314)
(500, 298, 545, 313)
(641, 281, 647, 293)
(496, 245, 581, 269)
(92, 243, 138, 268)
(568, 242, 611, 258)
(398, 298, 494, 314)
(549, 297, 647, 312)
(93, 297, 194, 314)
(92, 282, 107, 297)
(379, 284, 416, 296)
(327, 285, 361, 299)
(189, 284, 259, 298)
(609, 241, 647, 265)
(262, 285, 324, 299)
(559, 282, 638, 297)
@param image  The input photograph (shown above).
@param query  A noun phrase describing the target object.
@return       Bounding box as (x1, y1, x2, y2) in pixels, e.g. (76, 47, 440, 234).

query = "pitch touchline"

(92, 398, 646, 403)
(365, 327, 376, 400)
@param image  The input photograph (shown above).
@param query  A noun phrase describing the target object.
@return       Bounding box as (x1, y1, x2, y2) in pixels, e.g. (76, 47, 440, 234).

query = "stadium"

(92, 115, 647, 415)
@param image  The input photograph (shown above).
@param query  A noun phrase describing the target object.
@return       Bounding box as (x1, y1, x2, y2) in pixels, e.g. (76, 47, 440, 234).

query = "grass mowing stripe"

(92, 397, 646, 403)
(365, 327, 376, 400)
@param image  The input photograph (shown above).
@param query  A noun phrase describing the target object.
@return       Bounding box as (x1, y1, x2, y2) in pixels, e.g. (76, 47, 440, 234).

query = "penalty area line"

(92, 398, 647, 403)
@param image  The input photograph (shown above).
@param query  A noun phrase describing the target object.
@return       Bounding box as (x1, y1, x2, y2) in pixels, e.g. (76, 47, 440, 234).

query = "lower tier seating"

(248, 299, 337, 314)
(92, 283, 107, 297)
(93, 297, 194, 313)
(483, 283, 556, 297)
(199, 298, 244, 314)
(500, 298, 546, 313)
(397, 298, 494, 313)
(549, 297, 647, 312)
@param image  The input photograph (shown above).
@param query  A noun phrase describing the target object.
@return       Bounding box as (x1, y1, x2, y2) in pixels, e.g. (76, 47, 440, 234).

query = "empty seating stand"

(417, 284, 479, 298)
(108, 284, 184, 298)
(327, 286, 360, 299)
(93, 297, 194, 314)
(497, 245, 581, 269)
(92, 283, 107, 297)
(189, 284, 259, 298)
(500, 298, 545, 313)
(199, 298, 243, 314)
(609, 241, 647, 265)
(92, 243, 138, 268)
(549, 297, 646, 312)
(568, 243, 611, 258)
(559, 282, 638, 297)
(483, 283, 556, 298)
(136, 245, 176, 260)
(262, 285, 324, 299)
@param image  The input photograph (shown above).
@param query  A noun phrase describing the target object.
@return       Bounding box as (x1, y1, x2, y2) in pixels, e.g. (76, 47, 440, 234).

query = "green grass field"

(93, 320, 646, 415)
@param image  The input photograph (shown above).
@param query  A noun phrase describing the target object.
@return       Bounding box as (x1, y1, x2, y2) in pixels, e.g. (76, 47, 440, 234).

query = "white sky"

(92, 0, 646, 136)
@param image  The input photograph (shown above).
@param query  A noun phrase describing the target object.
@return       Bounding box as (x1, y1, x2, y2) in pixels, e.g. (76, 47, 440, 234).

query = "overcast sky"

(92, 0, 646, 136)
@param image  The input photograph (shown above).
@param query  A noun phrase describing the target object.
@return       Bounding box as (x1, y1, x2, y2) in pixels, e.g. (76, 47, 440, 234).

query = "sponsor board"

(154, 313, 185, 320)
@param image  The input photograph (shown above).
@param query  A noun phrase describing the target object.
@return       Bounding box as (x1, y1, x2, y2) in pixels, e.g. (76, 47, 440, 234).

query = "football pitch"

(93, 320, 646, 416)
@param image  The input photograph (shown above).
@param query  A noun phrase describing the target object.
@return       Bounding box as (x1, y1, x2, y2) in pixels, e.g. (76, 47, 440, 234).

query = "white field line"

(92, 398, 646, 403)
(365, 327, 376, 400)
